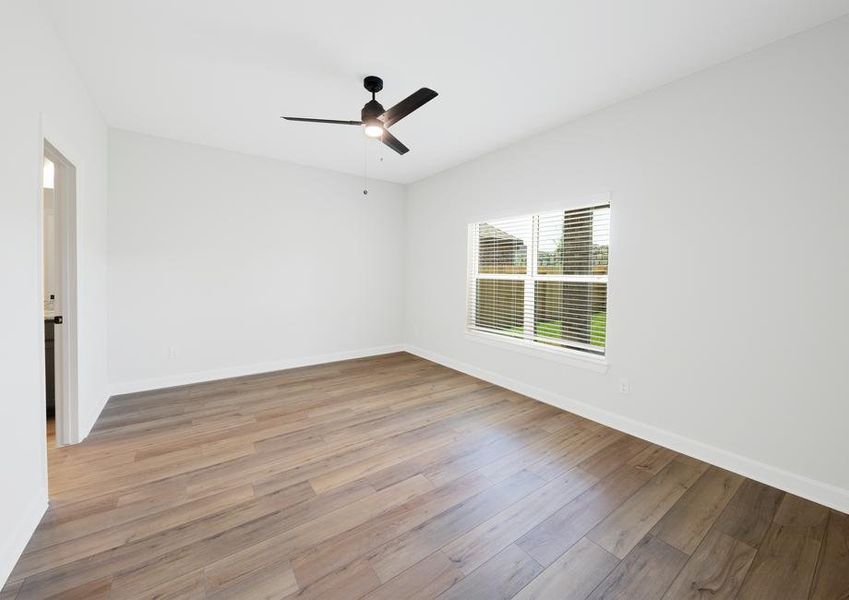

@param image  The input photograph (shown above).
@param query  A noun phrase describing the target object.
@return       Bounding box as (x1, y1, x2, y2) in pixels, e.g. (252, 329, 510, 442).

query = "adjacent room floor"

(2, 353, 846, 599)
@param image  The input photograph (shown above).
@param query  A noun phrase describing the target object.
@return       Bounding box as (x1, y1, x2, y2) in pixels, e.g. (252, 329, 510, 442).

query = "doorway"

(42, 140, 79, 449)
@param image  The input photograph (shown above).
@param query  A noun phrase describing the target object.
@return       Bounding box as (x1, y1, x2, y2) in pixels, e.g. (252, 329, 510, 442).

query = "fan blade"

(381, 129, 409, 155)
(281, 117, 362, 125)
(379, 88, 438, 128)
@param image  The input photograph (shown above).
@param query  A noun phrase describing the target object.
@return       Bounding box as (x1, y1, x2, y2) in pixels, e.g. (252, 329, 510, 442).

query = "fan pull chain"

(363, 135, 369, 195)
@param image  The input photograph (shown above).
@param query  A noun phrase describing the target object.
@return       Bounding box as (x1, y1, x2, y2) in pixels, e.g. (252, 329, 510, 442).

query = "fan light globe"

(364, 124, 383, 138)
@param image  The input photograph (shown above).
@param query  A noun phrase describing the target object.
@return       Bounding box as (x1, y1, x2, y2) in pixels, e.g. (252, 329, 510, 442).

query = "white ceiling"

(47, 0, 849, 184)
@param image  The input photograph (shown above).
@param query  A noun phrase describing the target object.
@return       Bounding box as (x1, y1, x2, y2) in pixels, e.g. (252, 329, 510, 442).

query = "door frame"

(42, 135, 80, 447)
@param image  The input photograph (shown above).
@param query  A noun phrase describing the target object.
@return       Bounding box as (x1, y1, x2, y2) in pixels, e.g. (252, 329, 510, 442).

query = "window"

(467, 203, 610, 357)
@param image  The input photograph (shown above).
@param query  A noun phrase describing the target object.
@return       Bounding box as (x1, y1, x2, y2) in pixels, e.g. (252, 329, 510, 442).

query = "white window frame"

(466, 201, 610, 371)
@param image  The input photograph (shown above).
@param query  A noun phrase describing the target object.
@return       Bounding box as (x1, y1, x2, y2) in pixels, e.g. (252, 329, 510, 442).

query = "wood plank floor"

(3, 352, 847, 599)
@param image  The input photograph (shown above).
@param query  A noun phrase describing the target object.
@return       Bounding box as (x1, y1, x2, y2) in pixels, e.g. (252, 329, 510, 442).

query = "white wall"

(405, 16, 849, 512)
(0, 0, 109, 586)
(107, 130, 405, 392)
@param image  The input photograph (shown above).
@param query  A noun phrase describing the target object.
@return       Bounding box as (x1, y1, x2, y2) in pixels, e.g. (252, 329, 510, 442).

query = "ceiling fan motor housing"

(361, 99, 385, 123)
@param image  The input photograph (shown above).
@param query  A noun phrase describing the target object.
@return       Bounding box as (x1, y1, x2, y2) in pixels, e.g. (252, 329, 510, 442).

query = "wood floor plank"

(12, 484, 257, 580)
(361, 551, 463, 600)
(712, 478, 785, 548)
(526, 428, 623, 481)
(1, 353, 844, 600)
(662, 529, 757, 599)
(442, 467, 597, 575)
(362, 425, 512, 492)
(586, 535, 688, 600)
(575, 434, 650, 479)
(308, 470, 544, 585)
(207, 561, 298, 599)
(651, 466, 744, 554)
(586, 456, 705, 559)
(109, 474, 433, 597)
(420, 421, 552, 487)
(737, 493, 829, 600)
(307, 429, 458, 494)
(17, 575, 112, 600)
(14, 477, 374, 596)
(809, 510, 849, 600)
(127, 569, 205, 600)
(511, 537, 618, 600)
(476, 425, 589, 484)
(261, 470, 489, 592)
(436, 544, 543, 600)
(287, 557, 381, 600)
(0, 579, 22, 600)
(516, 444, 678, 566)
(204, 545, 296, 598)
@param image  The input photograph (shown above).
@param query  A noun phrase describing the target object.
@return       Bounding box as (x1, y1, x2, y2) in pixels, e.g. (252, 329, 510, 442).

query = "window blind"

(467, 203, 610, 356)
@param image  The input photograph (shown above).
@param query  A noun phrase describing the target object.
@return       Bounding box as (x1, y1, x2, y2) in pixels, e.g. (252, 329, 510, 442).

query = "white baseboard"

(404, 344, 849, 514)
(0, 488, 47, 590)
(109, 344, 405, 397)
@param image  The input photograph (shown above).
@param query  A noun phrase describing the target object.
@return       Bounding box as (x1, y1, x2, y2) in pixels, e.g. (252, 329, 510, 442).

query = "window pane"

(477, 220, 531, 274)
(468, 204, 610, 357)
(537, 205, 609, 276)
(475, 279, 524, 334)
(534, 281, 607, 349)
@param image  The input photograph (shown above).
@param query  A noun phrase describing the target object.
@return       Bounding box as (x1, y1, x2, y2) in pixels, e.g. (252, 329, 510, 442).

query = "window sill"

(464, 330, 609, 373)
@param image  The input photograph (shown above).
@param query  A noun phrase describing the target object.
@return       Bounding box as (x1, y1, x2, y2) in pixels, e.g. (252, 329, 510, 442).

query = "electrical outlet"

(168, 346, 177, 359)
(618, 378, 630, 394)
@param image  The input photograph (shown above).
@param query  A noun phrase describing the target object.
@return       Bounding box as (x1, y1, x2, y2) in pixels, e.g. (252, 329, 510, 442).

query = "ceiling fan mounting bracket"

(363, 75, 383, 95)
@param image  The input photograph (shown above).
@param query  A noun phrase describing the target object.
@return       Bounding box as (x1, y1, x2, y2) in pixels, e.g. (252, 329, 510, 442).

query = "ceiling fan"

(282, 76, 437, 155)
